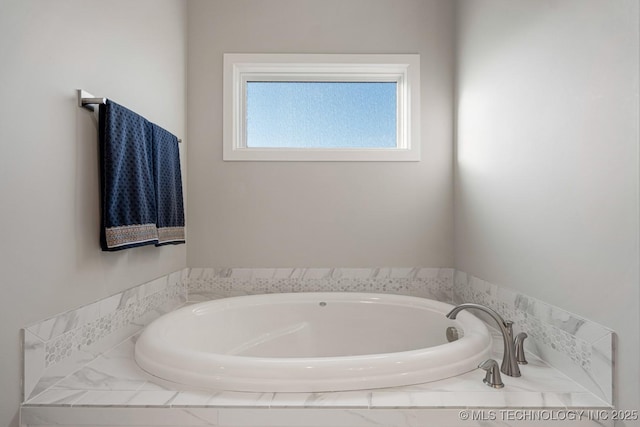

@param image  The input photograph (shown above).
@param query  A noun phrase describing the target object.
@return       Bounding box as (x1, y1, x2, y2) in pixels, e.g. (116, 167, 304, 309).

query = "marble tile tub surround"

(22, 269, 188, 403)
(21, 331, 612, 427)
(23, 267, 613, 410)
(453, 270, 614, 406)
(186, 267, 454, 302)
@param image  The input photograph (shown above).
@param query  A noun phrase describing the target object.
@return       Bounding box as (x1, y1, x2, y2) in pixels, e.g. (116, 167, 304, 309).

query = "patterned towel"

(98, 100, 185, 250)
(152, 124, 185, 246)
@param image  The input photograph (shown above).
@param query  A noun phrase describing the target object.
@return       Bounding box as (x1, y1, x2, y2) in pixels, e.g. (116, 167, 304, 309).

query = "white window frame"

(223, 53, 420, 161)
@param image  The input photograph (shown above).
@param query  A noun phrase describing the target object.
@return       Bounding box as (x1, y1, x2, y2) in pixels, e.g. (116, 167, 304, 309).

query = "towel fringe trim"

(105, 224, 158, 248)
(157, 226, 185, 244)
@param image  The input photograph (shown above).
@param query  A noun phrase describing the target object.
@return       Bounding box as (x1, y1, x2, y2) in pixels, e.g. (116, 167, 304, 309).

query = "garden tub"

(135, 292, 491, 392)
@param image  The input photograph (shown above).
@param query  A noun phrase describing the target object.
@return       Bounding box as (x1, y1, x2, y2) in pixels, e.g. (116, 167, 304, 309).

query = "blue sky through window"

(246, 82, 397, 149)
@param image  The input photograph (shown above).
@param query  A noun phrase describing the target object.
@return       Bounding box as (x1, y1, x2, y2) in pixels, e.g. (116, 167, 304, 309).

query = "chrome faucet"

(446, 303, 521, 377)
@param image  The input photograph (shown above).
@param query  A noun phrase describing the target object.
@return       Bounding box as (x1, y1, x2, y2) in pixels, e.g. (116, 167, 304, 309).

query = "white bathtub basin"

(135, 292, 491, 392)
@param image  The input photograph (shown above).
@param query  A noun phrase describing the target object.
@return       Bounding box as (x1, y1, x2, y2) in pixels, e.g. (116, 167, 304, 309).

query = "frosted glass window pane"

(246, 82, 397, 149)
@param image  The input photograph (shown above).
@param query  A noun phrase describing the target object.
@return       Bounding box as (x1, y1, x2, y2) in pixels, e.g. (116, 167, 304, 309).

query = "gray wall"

(186, 0, 456, 268)
(455, 0, 639, 419)
(0, 1, 187, 426)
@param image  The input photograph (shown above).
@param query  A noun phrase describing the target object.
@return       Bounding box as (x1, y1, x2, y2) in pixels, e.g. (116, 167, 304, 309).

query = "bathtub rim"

(135, 292, 492, 392)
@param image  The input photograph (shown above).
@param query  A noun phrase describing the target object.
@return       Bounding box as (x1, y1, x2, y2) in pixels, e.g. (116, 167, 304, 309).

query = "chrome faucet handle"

(479, 359, 504, 388)
(514, 332, 529, 365)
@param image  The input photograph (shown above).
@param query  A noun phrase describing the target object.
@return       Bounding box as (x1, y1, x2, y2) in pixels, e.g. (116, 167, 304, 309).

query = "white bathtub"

(134, 293, 491, 392)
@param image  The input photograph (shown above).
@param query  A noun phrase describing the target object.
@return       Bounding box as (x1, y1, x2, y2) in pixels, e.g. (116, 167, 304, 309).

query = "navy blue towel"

(99, 100, 158, 250)
(98, 100, 185, 251)
(152, 124, 185, 246)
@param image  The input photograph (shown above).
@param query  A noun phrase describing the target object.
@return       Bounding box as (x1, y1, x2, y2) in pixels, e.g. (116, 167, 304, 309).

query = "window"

(223, 54, 420, 161)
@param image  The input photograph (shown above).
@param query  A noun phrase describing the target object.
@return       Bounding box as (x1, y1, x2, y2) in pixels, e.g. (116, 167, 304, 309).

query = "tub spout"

(446, 303, 521, 377)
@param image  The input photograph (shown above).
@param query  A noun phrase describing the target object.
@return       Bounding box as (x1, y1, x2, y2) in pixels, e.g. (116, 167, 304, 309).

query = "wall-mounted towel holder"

(78, 89, 106, 109)
(77, 89, 182, 143)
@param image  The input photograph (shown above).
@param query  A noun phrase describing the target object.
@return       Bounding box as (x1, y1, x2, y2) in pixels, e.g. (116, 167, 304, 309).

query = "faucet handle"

(479, 359, 504, 388)
(514, 332, 529, 365)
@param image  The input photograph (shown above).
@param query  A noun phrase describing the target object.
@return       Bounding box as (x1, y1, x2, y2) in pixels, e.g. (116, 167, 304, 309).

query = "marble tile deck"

(21, 331, 612, 427)
(21, 268, 617, 426)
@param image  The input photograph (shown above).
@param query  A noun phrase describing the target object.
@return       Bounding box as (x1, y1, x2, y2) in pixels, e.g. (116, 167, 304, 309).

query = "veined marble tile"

(340, 267, 372, 279)
(438, 391, 564, 408)
(73, 390, 141, 406)
(27, 346, 97, 400)
(98, 293, 124, 318)
(25, 299, 102, 342)
(185, 267, 455, 304)
(138, 380, 175, 391)
(215, 408, 586, 427)
(23, 269, 188, 402)
(53, 335, 147, 392)
(21, 406, 617, 427)
(52, 358, 147, 391)
(125, 390, 180, 407)
(186, 267, 215, 281)
(453, 270, 614, 406)
(21, 319, 612, 427)
(22, 330, 46, 401)
(270, 391, 370, 408)
(301, 268, 334, 279)
(370, 391, 446, 408)
(556, 392, 611, 407)
(501, 392, 569, 407)
(370, 390, 569, 409)
(170, 391, 215, 407)
(381, 371, 489, 393)
(72, 390, 177, 407)
(584, 334, 613, 404)
(25, 388, 88, 406)
(207, 391, 274, 407)
(21, 406, 220, 426)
